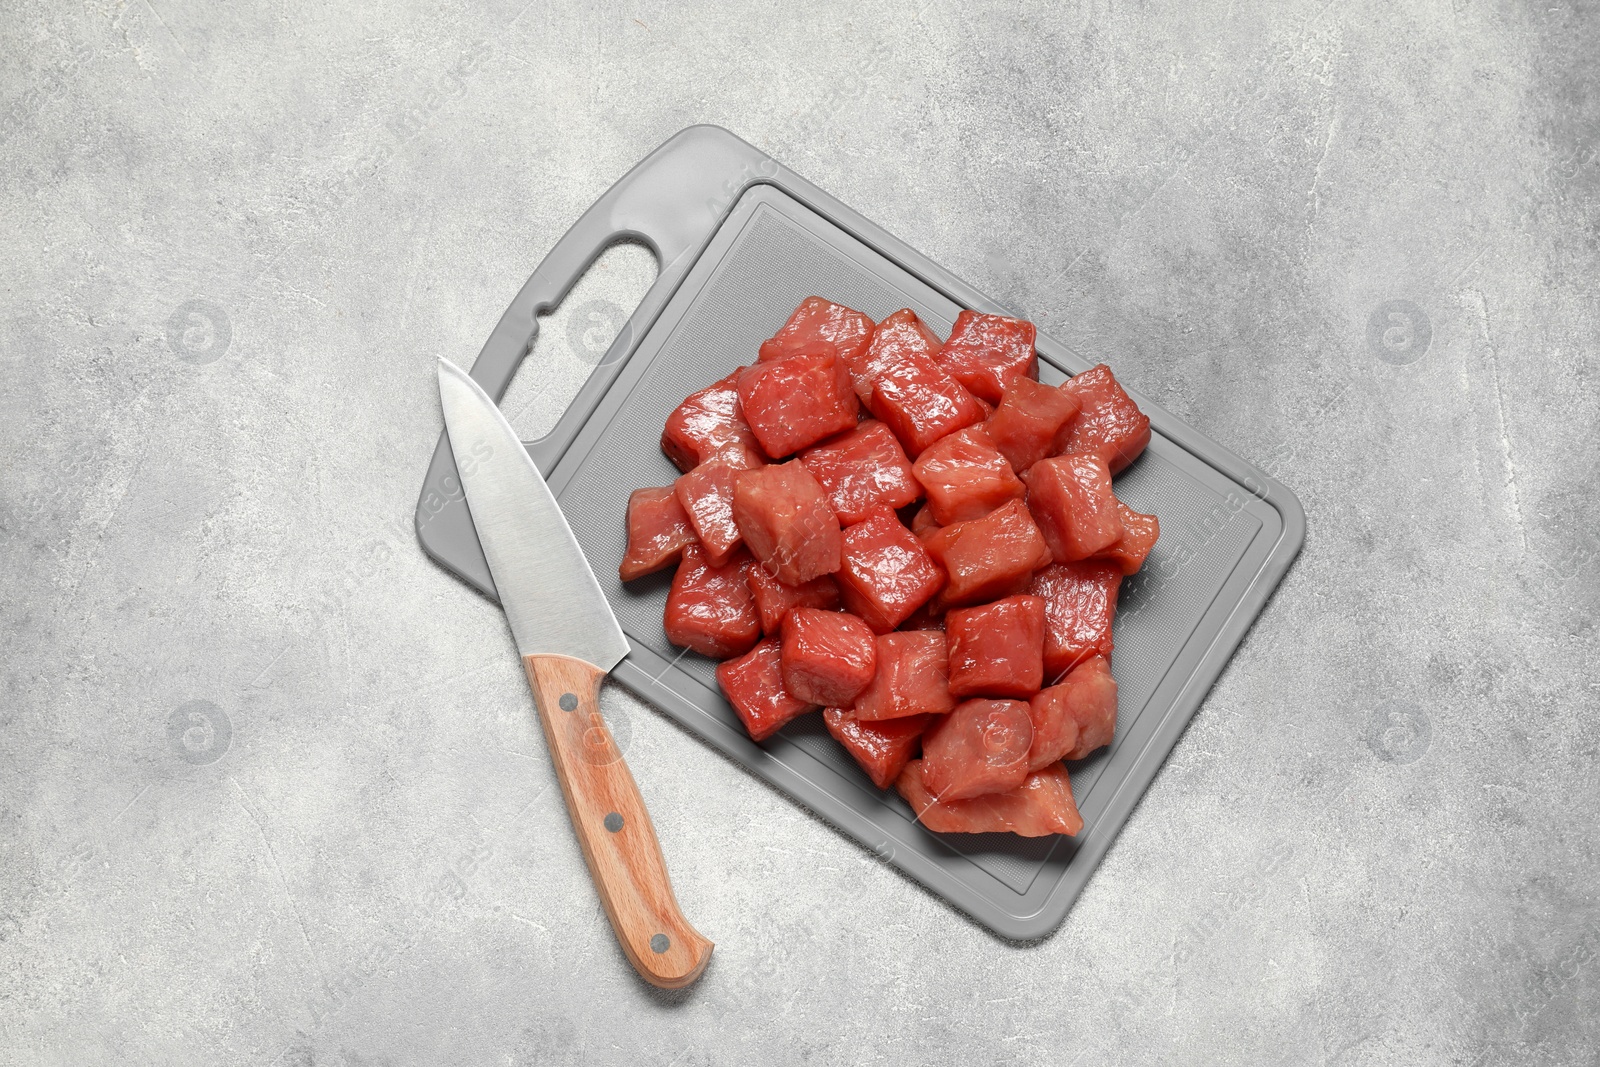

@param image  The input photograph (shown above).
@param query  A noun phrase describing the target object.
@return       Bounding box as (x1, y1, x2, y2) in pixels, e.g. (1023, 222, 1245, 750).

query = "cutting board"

(415, 125, 1304, 939)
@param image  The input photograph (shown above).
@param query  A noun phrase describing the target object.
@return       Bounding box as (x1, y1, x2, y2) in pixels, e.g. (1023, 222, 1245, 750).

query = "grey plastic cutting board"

(414, 125, 1304, 940)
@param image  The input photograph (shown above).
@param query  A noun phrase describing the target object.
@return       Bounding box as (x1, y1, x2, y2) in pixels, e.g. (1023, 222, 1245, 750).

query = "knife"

(436, 358, 713, 990)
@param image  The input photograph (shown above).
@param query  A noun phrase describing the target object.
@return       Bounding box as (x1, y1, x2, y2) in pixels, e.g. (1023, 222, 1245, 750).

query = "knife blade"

(437, 358, 712, 990)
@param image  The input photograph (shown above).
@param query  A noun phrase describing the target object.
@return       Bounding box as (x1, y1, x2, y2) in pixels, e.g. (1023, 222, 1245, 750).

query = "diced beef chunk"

(920, 698, 1035, 801)
(1055, 363, 1151, 473)
(834, 506, 945, 631)
(731, 463, 842, 585)
(780, 607, 878, 706)
(736, 349, 860, 458)
(935, 310, 1038, 404)
(852, 631, 956, 720)
(1025, 683, 1080, 770)
(799, 419, 921, 524)
(660, 369, 766, 472)
(870, 351, 986, 458)
(823, 707, 930, 790)
(664, 546, 761, 658)
(986, 376, 1081, 474)
(761, 297, 875, 368)
(924, 498, 1052, 607)
(845, 308, 943, 405)
(1055, 654, 1118, 760)
(717, 639, 816, 741)
(675, 459, 748, 566)
(1092, 501, 1160, 575)
(945, 595, 1047, 699)
(1024, 453, 1124, 562)
(896, 760, 1084, 836)
(619, 486, 697, 580)
(1028, 561, 1122, 682)
(911, 425, 1025, 525)
(1026, 654, 1118, 766)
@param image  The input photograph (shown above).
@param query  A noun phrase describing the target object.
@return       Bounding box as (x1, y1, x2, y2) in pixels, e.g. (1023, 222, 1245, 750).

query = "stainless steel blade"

(436, 359, 630, 672)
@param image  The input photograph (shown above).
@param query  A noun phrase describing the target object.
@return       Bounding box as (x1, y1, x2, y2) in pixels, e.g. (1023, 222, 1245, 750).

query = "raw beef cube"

(716, 639, 816, 741)
(1092, 501, 1160, 575)
(910, 503, 942, 542)
(920, 698, 1034, 801)
(911, 425, 1025, 525)
(747, 567, 840, 635)
(1027, 653, 1117, 765)
(853, 631, 957, 721)
(1056, 363, 1151, 473)
(1025, 453, 1125, 562)
(761, 296, 875, 367)
(834, 507, 946, 632)
(935, 310, 1038, 404)
(846, 308, 943, 405)
(1055, 654, 1117, 759)
(619, 486, 697, 580)
(731, 463, 842, 585)
(870, 350, 986, 458)
(674, 459, 747, 567)
(1025, 683, 1080, 771)
(924, 498, 1052, 607)
(896, 760, 1084, 837)
(663, 546, 760, 659)
(1028, 561, 1122, 682)
(736, 349, 860, 458)
(660, 370, 766, 472)
(986, 376, 1081, 474)
(780, 607, 878, 706)
(823, 707, 931, 790)
(945, 595, 1047, 698)
(798, 419, 921, 524)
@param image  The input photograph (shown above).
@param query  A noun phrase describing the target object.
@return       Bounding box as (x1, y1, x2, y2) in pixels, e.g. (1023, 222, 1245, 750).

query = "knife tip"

(437, 357, 467, 387)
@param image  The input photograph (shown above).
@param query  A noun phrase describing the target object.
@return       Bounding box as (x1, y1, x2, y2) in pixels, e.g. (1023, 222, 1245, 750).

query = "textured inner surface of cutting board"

(552, 185, 1268, 895)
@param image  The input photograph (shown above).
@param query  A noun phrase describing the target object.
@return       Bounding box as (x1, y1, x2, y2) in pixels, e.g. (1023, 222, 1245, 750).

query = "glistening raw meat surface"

(623, 299, 1160, 837)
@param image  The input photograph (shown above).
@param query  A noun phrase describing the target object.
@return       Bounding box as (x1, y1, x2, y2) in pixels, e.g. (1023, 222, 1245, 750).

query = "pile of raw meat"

(619, 298, 1157, 837)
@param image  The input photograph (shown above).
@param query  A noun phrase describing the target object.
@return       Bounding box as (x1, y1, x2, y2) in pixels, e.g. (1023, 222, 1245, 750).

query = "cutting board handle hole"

(499, 239, 658, 443)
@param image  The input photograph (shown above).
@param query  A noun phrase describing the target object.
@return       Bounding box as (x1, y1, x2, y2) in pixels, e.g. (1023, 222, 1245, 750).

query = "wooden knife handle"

(522, 653, 713, 989)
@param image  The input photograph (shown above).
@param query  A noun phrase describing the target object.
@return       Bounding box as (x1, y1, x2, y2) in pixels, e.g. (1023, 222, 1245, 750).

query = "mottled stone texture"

(3, 1, 1598, 1064)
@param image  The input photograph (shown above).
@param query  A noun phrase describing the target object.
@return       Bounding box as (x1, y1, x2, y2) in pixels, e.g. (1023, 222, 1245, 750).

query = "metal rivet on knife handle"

(604, 812, 624, 833)
(559, 692, 578, 711)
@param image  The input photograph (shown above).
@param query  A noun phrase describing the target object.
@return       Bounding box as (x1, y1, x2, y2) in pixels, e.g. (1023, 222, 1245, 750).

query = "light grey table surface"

(4, 2, 1597, 1064)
